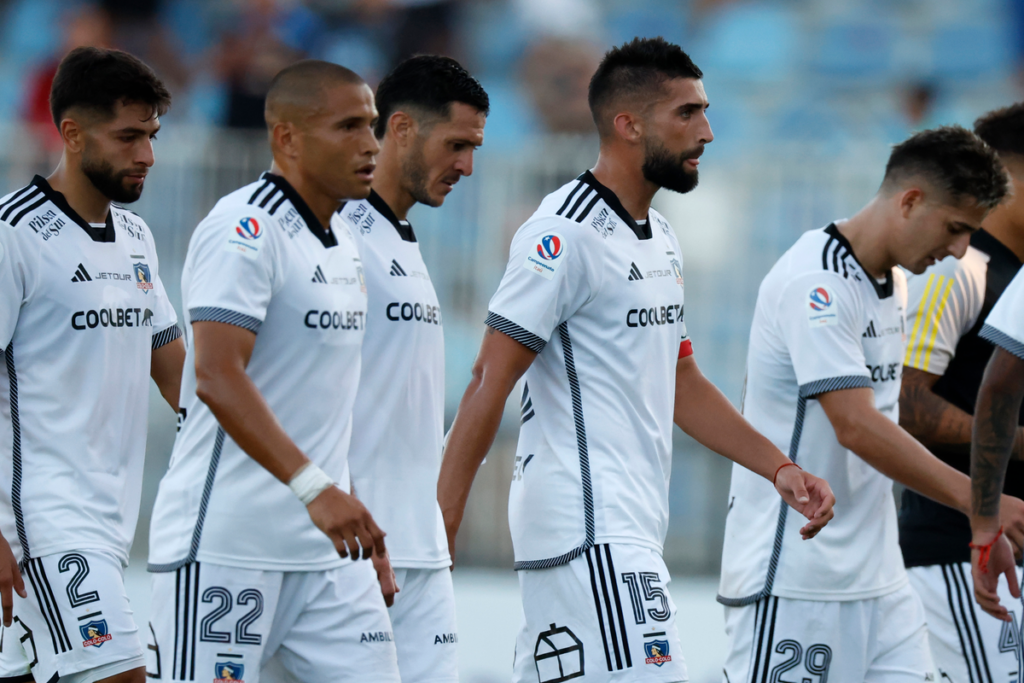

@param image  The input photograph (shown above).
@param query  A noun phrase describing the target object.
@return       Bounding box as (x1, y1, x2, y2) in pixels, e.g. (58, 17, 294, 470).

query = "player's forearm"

(151, 336, 186, 412)
(673, 357, 788, 480)
(436, 372, 508, 533)
(971, 349, 1024, 530)
(195, 367, 308, 483)
(899, 366, 973, 453)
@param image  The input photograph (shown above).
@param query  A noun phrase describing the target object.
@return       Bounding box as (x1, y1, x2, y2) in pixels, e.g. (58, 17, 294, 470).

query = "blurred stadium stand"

(1, 0, 1023, 576)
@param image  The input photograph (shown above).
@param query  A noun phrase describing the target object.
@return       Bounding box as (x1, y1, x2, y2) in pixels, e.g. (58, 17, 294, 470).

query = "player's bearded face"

(81, 148, 145, 203)
(641, 137, 700, 194)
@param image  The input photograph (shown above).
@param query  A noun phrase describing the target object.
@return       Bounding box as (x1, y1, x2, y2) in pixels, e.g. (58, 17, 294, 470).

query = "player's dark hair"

(882, 125, 1008, 210)
(50, 46, 171, 128)
(588, 37, 702, 137)
(974, 103, 1024, 158)
(373, 55, 490, 139)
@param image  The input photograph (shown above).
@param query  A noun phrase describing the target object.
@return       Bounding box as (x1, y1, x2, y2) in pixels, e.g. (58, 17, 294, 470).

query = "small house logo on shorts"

(80, 619, 112, 647)
(214, 661, 244, 683)
(534, 623, 584, 682)
(644, 637, 671, 666)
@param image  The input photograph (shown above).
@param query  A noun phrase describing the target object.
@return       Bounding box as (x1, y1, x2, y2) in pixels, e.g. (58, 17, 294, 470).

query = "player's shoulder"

(198, 180, 276, 235)
(0, 180, 56, 238)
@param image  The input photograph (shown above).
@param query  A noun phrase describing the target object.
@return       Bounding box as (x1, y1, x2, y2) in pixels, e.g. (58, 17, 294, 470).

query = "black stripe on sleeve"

(564, 188, 594, 221)
(485, 312, 546, 353)
(556, 181, 585, 216)
(798, 375, 872, 398)
(980, 324, 1024, 361)
(0, 189, 42, 223)
(152, 325, 183, 350)
(247, 180, 271, 205)
(189, 307, 261, 334)
(9, 197, 49, 227)
(575, 194, 601, 223)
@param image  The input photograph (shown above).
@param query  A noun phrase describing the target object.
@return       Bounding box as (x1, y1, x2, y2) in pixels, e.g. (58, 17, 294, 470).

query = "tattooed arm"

(970, 348, 1024, 620)
(900, 366, 1024, 459)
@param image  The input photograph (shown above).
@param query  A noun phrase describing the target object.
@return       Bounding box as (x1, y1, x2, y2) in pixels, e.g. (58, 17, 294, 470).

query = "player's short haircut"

(265, 60, 365, 129)
(373, 55, 490, 139)
(588, 37, 702, 138)
(974, 103, 1024, 159)
(881, 125, 1008, 210)
(49, 46, 171, 128)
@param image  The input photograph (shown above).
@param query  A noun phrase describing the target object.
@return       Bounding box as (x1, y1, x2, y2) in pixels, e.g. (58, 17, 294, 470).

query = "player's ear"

(271, 121, 299, 160)
(898, 187, 925, 219)
(59, 117, 85, 154)
(613, 111, 643, 144)
(388, 111, 415, 146)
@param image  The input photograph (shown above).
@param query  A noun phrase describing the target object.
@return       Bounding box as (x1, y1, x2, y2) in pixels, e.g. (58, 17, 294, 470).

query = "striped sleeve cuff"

(799, 375, 872, 398)
(189, 307, 262, 334)
(980, 323, 1024, 361)
(152, 324, 182, 350)
(484, 312, 546, 353)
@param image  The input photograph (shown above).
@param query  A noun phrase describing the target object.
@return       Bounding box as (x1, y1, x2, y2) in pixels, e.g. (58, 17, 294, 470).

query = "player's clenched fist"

(773, 466, 836, 540)
(307, 486, 387, 561)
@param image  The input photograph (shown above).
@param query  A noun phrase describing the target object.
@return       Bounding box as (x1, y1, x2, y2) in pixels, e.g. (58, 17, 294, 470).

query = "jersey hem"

(980, 323, 1024, 361)
(21, 543, 128, 568)
(513, 537, 663, 571)
(148, 550, 346, 573)
(717, 574, 908, 605)
(389, 557, 452, 570)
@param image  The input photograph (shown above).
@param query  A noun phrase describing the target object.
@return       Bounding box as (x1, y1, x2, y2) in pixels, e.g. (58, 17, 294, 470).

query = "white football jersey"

(981, 266, 1024, 359)
(487, 171, 691, 570)
(341, 192, 449, 569)
(148, 173, 367, 572)
(0, 176, 179, 565)
(719, 223, 908, 604)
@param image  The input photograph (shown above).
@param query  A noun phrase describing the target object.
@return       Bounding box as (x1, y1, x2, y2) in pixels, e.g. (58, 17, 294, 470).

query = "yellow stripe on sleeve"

(904, 273, 938, 367)
(910, 275, 947, 369)
(920, 277, 954, 371)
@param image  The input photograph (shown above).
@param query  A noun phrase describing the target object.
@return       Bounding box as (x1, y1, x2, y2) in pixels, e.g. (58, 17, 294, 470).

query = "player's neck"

(269, 161, 337, 232)
(371, 152, 415, 221)
(591, 152, 658, 221)
(46, 157, 111, 224)
(838, 200, 896, 279)
(980, 203, 1024, 263)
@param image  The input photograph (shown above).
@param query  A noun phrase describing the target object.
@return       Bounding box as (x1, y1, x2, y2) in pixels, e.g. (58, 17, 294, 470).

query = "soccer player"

(436, 37, 835, 683)
(0, 47, 183, 683)
(718, 126, 1020, 682)
(337, 55, 488, 683)
(898, 105, 1024, 681)
(969, 267, 1024, 620)
(145, 61, 400, 683)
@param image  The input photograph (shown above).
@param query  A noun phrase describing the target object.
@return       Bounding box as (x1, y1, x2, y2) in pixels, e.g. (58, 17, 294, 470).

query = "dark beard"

(81, 154, 143, 203)
(641, 140, 699, 194)
(401, 139, 441, 208)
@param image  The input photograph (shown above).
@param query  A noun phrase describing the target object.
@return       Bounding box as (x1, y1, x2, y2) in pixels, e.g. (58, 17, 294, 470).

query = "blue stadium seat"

(931, 23, 1013, 81)
(695, 3, 799, 83)
(813, 19, 896, 81)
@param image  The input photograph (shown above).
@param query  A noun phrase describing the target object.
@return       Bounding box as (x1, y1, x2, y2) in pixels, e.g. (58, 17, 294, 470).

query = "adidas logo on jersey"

(863, 321, 878, 338)
(390, 260, 407, 277)
(312, 265, 327, 284)
(71, 263, 92, 282)
(627, 262, 644, 281)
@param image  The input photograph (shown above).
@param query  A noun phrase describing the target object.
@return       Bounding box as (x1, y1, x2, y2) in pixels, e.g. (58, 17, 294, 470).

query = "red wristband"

(969, 526, 1004, 574)
(773, 462, 801, 487)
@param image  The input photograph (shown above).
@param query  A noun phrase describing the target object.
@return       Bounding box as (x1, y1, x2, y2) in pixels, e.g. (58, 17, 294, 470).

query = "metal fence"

(0, 125, 894, 573)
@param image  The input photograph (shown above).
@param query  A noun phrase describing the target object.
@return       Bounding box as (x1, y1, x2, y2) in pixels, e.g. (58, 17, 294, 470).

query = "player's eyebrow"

(676, 102, 710, 115)
(950, 220, 978, 233)
(114, 125, 157, 136)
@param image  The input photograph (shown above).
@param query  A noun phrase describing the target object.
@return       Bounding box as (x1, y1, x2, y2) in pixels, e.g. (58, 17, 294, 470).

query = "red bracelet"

(969, 527, 1004, 574)
(773, 462, 801, 487)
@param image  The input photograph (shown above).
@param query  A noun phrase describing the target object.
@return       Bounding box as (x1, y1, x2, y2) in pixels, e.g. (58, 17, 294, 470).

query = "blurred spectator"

(902, 81, 938, 130)
(23, 4, 113, 151)
(100, 0, 190, 93)
(519, 37, 600, 134)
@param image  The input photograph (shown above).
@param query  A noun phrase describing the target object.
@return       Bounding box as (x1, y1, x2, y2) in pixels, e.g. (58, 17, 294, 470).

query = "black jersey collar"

(32, 175, 116, 243)
(972, 228, 1022, 267)
(578, 170, 652, 241)
(261, 172, 338, 249)
(824, 223, 893, 299)
(366, 190, 417, 242)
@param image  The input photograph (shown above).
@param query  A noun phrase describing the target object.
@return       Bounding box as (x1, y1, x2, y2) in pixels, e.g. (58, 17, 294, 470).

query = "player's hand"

(0, 532, 26, 627)
(372, 550, 399, 607)
(773, 466, 835, 540)
(999, 494, 1024, 559)
(306, 486, 387, 560)
(971, 531, 1020, 621)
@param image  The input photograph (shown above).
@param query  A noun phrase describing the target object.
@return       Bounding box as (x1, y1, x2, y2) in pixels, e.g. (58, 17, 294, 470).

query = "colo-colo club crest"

(134, 261, 153, 293)
(644, 638, 671, 667)
(80, 619, 112, 647)
(215, 661, 244, 683)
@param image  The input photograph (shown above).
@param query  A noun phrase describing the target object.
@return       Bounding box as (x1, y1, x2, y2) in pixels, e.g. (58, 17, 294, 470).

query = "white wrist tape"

(288, 463, 335, 506)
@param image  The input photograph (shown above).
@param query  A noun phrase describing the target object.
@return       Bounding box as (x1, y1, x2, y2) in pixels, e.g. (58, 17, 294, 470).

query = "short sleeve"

(184, 210, 276, 334)
(143, 235, 181, 349)
(981, 268, 1024, 360)
(776, 272, 871, 397)
(0, 225, 23, 350)
(486, 220, 597, 353)
(903, 257, 983, 374)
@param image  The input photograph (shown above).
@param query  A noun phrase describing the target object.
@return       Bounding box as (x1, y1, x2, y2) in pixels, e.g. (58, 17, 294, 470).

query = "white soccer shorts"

(909, 562, 1024, 683)
(147, 558, 400, 683)
(389, 567, 459, 683)
(722, 583, 935, 683)
(2, 550, 146, 683)
(512, 543, 688, 683)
